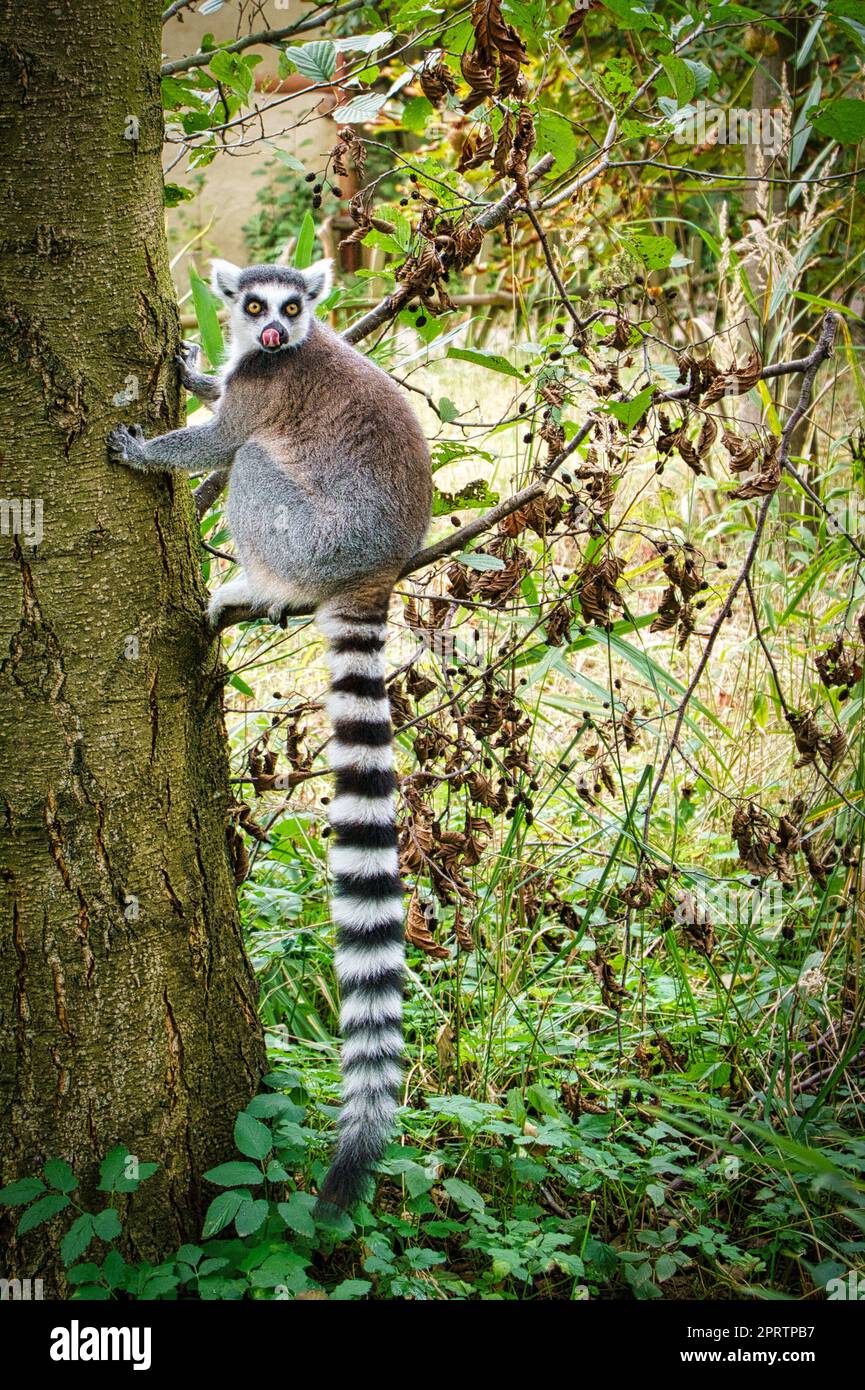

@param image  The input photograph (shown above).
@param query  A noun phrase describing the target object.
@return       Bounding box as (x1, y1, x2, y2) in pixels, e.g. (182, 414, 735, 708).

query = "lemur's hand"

(175, 341, 222, 402)
(176, 341, 201, 391)
(107, 423, 148, 470)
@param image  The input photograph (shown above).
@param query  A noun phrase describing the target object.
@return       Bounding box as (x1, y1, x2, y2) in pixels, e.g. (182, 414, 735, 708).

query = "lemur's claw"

(107, 424, 147, 469)
(176, 342, 202, 388)
(267, 603, 288, 628)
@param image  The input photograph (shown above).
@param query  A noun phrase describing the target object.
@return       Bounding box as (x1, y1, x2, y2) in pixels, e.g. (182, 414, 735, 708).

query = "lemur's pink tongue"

(261, 327, 281, 348)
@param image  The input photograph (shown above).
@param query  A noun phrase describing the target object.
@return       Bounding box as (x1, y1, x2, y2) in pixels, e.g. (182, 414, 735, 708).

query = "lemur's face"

(210, 259, 333, 361)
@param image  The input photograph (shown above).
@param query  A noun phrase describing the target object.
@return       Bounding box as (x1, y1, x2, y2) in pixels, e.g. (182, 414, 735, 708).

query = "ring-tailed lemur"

(108, 258, 432, 1210)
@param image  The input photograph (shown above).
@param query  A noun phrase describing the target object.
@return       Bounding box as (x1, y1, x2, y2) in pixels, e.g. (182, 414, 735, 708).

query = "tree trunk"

(0, 0, 265, 1285)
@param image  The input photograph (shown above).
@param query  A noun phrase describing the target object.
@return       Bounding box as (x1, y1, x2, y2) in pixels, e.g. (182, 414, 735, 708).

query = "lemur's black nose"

(260, 323, 284, 350)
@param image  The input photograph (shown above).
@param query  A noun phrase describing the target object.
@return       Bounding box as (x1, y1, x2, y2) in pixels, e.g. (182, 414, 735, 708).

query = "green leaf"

(92, 1208, 122, 1242)
(331, 92, 388, 124)
(437, 396, 459, 423)
(140, 1273, 180, 1298)
(654, 1253, 678, 1281)
(331, 1278, 372, 1300)
(447, 346, 524, 378)
(458, 551, 505, 571)
(66, 1263, 102, 1285)
(97, 1145, 155, 1193)
(247, 1093, 302, 1119)
(426, 1094, 497, 1130)
(623, 233, 678, 271)
(829, 1, 865, 48)
(658, 56, 696, 107)
(164, 183, 195, 208)
(97, 1146, 128, 1192)
(202, 1189, 246, 1237)
(606, 384, 656, 429)
(44, 1159, 77, 1194)
(293, 209, 317, 269)
(442, 1177, 486, 1214)
(405, 1247, 447, 1269)
(234, 1197, 269, 1236)
(61, 1213, 95, 1266)
(189, 268, 225, 369)
(527, 1083, 560, 1117)
(333, 31, 394, 53)
(248, 1253, 310, 1291)
(208, 50, 255, 102)
(812, 98, 865, 145)
(283, 41, 337, 85)
(266, 142, 306, 174)
(379, 1157, 434, 1197)
(203, 1160, 265, 1187)
(403, 95, 434, 134)
(161, 77, 208, 111)
(602, 0, 664, 30)
(277, 1191, 316, 1238)
(535, 111, 577, 172)
(0, 1177, 46, 1205)
(365, 229, 408, 258)
(235, 1111, 273, 1161)
(433, 479, 499, 515)
(103, 1250, 128, 1289)
(176, 1245, 204, 1267)
(70, 1285, 111, 1301)
(17, 1193, 70, 1235)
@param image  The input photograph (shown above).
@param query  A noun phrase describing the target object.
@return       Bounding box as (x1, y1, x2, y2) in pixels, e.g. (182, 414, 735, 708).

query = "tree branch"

(162, 0, 198, 23)
(161, 0, 367, 76)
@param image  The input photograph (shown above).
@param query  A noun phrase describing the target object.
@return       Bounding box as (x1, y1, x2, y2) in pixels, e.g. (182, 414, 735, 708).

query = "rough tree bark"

(0, 0, 266, 1285)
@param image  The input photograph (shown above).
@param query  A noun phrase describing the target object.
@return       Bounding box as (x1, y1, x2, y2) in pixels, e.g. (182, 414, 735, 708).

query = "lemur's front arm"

(107, 416, 236, 473)
(107, 342, 226, 471)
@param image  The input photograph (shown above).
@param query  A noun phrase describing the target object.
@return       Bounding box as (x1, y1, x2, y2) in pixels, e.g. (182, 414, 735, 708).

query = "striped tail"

(315, 593, 404, 1212)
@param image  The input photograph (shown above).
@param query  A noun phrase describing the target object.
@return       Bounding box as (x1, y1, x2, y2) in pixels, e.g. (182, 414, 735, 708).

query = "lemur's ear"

(210, 259, 241, 301)
(301, 257, 333, 305)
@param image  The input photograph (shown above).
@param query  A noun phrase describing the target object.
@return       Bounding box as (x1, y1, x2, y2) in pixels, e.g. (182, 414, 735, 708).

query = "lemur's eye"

(246, 300, 262, 315)
(283, 302, 300, 317)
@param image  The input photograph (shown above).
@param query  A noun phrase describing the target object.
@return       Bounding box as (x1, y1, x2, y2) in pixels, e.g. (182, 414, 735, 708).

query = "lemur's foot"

(107, 423, 147, 469)
(267, 601, 290, 628)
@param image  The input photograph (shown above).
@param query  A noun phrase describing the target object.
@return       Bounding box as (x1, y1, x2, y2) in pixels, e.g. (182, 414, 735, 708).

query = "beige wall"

(163, 2, 335, 272)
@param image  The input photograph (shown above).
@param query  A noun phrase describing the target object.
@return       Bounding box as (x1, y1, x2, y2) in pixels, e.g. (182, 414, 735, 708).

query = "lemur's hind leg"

(207, 574, 268, 631)
(207, 574, 309, 632)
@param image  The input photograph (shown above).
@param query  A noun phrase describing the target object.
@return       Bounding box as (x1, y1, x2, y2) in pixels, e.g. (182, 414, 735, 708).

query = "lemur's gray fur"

(108, 258, 432, 1211)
